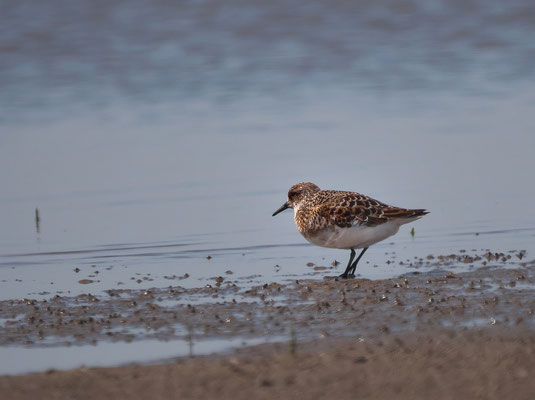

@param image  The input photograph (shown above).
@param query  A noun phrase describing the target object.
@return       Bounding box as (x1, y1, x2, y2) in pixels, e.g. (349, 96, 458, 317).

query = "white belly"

(304, 222, 401, 249)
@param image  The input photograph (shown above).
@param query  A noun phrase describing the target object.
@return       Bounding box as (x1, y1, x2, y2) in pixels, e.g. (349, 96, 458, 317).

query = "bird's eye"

(288, 191, 297, 199)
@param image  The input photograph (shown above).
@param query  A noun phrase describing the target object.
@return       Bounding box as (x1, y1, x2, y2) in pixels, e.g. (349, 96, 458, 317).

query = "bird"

(272, 182, 428, 279)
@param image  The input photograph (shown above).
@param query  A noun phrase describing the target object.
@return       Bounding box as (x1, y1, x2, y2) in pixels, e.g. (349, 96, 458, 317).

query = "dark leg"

(339, 249, 356, 279)
(348, 247, 369, 276)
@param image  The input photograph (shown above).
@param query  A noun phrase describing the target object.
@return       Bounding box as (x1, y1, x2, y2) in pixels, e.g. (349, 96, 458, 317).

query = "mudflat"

(1, 251, 534, 399)
(1, 328, 534, 400)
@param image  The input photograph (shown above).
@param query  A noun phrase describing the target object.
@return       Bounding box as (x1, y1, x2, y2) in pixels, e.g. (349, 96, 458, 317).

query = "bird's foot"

(324, 273, 355, 280)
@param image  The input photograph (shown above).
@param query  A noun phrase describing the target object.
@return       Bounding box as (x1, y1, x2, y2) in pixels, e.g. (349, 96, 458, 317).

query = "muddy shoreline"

(1, 251, 533, 348)
(1, 251, 534, 398)
(1, 328, 535, 400)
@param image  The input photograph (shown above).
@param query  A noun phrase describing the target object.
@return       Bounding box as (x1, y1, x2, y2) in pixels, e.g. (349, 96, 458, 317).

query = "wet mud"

(1, 250, 533, 348)
(1, 250, 535, 399)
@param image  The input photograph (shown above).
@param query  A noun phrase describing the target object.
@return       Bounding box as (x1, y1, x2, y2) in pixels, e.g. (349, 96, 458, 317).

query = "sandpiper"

(272, 182, 428, 279)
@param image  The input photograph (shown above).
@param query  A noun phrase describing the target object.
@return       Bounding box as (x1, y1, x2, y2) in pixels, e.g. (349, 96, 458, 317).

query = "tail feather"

(383, 207, 429, 221)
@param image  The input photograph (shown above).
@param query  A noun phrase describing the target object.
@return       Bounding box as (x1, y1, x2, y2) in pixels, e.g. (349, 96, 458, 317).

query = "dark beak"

(272, 202, 290, 216)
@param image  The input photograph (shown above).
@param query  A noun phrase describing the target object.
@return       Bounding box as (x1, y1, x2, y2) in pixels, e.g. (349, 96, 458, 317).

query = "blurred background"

(1, 0, 535, 299)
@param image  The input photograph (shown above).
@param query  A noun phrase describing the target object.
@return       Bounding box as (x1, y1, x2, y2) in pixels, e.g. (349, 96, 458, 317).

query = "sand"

(1, 250, 534, 399)
(1, 328, 535, 400)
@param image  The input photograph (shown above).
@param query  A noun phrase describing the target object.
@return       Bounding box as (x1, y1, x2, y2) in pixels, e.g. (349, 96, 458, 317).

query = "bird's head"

(272, 182, 320, 216)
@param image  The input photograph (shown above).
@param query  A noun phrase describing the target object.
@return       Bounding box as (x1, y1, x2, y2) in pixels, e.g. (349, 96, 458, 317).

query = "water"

(1, 0, 535, 372)
(0, 335, 287, 375)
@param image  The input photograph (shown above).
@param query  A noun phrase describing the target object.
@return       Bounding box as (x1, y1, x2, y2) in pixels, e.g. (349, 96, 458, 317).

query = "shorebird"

(272, 182, 428, 279)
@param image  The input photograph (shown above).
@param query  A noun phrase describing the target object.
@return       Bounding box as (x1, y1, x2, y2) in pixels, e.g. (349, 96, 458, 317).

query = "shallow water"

(1, 0, 535, 373)
(0, 335, 287, 376)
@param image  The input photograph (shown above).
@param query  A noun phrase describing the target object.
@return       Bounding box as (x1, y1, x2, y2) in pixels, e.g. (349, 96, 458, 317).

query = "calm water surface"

(1, 0, 535, 350)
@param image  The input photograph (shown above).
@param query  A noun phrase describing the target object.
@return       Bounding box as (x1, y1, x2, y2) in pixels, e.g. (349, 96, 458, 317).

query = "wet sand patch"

(1, 328, 534, 400)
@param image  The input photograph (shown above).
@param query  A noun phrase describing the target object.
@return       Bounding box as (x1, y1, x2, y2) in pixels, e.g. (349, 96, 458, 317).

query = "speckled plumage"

(272, 182, 428, 278)
(292, 185, 426, 237)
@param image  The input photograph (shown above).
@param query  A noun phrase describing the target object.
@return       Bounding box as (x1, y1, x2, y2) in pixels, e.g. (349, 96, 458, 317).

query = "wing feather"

(314, 191, 427, 228)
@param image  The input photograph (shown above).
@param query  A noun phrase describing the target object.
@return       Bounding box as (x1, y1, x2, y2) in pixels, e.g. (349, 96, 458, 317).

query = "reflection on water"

(1, 0, 535, 301)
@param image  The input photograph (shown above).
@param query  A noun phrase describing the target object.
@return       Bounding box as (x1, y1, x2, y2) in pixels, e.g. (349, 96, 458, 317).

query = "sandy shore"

(1, 250, 534, 398)
(1, 328, 535, 400)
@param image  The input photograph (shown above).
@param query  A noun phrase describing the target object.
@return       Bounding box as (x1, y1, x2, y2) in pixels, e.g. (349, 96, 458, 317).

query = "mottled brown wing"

(314, 191, 390, 228)
(316, 191, 427, 228)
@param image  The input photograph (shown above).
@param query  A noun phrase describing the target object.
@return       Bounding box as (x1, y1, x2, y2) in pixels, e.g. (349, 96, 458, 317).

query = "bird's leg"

(339, 249, 356, 279)
(348, 247, 369, 276)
